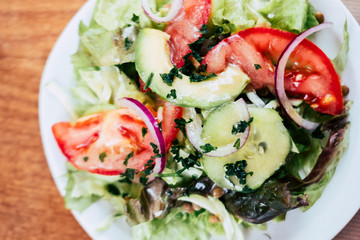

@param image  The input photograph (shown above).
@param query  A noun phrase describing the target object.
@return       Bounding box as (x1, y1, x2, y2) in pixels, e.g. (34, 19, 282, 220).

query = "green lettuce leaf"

(210, 0, 270, 33)
(64, 163, 123, 212)
(332, 21, 350, 76)
(132, 208, 223, 240)
(252, 0, 319, 33)
(71, 22, 136, 74)
(95, 0, 169, 31)
(71, 66, 151, 116)
(64, 163, 143, 213)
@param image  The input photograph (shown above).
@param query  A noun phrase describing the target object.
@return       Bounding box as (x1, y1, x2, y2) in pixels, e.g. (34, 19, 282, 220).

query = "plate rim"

(38, 0, 360, 239)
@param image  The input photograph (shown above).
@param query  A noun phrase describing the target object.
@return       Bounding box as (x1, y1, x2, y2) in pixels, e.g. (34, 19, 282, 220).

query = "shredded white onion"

(246, 91, 265, 107)
(275, 22, 333, 130)
(184, 98, 250, 157)
(117, 97, 166, 175)
(141, 0, 184, 23)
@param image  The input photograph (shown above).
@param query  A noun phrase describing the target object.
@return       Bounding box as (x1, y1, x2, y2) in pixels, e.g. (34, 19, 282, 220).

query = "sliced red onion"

(184, 98, 250, 157)
(246, 91, 265, 107)
(141, 0, 184, 23)
(275, 22, 333, 130)
(117, 97, 166, 174)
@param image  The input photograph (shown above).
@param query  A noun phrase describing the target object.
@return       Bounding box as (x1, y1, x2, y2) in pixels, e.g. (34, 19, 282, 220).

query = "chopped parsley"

(131, 14, 139, 23)
(105, 184, 121, 196)
(144, 73, 154, 90)
(83, 156, 89, 162)
(233, 139, 241, 149)
(174, 118, 193, 137)
(189, 72, 217, 83)
(188, 37, 206, 63)
(142, 127, 148, 138)
(150, 142, 164, 159)
(199, 24, 209, 34)
(160, 66, 182, 86)
(169, 143, 202, 175)
(167, 89, 177, 99)
(125, 37, 133, 51)
(139, 176, 148, 186)
(254, 64, 262, 70)
(94, 66, 101, 71)
(225, 160, 253, 185)
(200, 143, 218, 153)
(120, 168, 137, 180)
(124, 151, 134, 166)
(241, 185, 254, 193)
(179, 53, 196, 76)
(99, 152, 107, 162)
(232, 117, 253, 135)
(311, 125, 325, 139)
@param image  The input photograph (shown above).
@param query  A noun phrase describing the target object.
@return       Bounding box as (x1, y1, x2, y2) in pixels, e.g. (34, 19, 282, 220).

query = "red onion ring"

(117, 97, 166, 175)
(275, 22, 333, 130)
(185, 98, 250, 157)
(141, 0, 184, 23)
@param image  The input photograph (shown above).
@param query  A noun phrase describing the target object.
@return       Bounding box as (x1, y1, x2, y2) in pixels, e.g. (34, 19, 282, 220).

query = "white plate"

(39, 0, 360, 239)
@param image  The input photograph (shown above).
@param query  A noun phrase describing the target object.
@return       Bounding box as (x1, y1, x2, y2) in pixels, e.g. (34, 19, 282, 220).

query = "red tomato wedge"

(165, 0, 211, 68)
(52, 103, 182, 175)
(202, 27, 343, 115)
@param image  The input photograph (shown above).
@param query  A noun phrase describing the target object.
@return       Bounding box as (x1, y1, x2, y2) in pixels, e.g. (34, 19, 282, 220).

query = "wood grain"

(0, 0, 358, 239)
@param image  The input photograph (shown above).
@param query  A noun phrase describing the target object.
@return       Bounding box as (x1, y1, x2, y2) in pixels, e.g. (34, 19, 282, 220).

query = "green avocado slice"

(135, 28, 250, 109)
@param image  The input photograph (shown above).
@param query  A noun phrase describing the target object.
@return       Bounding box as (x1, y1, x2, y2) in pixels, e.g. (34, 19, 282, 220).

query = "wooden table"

(0, 0, 359, 239)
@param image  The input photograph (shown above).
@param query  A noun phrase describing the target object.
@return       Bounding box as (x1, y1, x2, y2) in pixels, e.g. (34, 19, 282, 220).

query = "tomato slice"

(165, 0, 211, 68)
(203, 27, 343, 115)
(52, 103, 182, 175)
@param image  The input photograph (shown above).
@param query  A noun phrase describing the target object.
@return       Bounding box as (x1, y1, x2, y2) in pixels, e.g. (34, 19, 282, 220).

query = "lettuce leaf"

(251, 0, 318, 33)
(71, 66, 151, 116)
(332, 21, 350, 76)
(132, 208, 223, 240)
(71, 22, 136, 74)
(210, 0, 270, 33)
(95, 0, 169, 31)
(64, 163, 143, 214)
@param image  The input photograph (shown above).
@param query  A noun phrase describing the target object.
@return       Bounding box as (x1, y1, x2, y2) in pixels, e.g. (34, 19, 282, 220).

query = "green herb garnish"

(120, 168, 137, 180)
(167, 89, 177, 99)
(160, 66, 182, 86)
(131, 14, 139, 23)
(189, 72, 217, 82)
(125, 37, 133, 51)
(106, 184, 121, 196)
(225, 160, 253, 185)
(83, 156, 89, 162)
(142, 127, 148, 138)
(99, 152, 107, 162)
(233, 139, 241, 149)
(200, 143, 218, 153)
(124, 151, 134, 166)
(232, 117, 253, 135)
(139, 176, 148, 186)
(199, 24, 209, 34)
(174, 118, 193, 137)
(144, 72, 154, 90)
(254, 64, 262, 70)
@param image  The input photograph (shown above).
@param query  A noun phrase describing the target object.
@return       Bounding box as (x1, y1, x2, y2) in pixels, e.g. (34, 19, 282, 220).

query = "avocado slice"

(135, 28, 250, 109)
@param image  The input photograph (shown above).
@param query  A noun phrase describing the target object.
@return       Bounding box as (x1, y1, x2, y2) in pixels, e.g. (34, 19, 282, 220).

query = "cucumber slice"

(202, 106, 291, 191)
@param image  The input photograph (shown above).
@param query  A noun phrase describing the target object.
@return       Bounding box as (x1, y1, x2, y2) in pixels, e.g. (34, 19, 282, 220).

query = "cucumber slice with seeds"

(202, 106, 291, 191)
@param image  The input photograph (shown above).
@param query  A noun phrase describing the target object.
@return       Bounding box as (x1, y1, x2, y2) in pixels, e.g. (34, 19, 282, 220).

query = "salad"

(49, 0, 351, 239)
